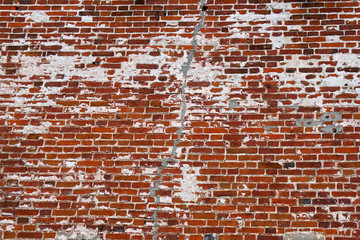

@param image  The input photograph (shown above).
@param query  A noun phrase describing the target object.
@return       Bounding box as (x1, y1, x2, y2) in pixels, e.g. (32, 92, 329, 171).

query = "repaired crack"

(149, 1, 207, 239)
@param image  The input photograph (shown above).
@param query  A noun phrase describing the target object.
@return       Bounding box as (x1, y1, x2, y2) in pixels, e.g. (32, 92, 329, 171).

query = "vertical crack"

(149, 1, 207, 239)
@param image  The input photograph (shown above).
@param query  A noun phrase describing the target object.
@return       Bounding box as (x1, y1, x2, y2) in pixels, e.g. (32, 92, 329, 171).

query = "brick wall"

(1, 0, 360, 239)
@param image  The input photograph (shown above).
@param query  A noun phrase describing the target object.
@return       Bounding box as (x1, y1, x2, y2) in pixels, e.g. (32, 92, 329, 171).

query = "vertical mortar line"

(149, 0, 207, 239)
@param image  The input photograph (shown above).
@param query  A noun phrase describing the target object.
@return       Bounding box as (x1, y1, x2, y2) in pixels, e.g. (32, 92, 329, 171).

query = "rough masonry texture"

(1, 0, 360, 239)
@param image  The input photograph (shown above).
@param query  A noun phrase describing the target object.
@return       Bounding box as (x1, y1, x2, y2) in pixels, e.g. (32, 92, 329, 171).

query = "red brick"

(1, 2, 359, 240)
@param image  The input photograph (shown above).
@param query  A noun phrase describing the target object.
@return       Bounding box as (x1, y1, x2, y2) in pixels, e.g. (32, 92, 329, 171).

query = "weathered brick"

(1, 1, 359, 240)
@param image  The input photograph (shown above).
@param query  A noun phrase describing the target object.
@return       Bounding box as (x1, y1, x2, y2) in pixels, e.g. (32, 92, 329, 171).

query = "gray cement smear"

(295, 112, 343, 133)
(318, 112, 342, 122)
(149, 1, 207, 239)
(284, 232, 325, 240)
(321, 125, 343, 134)
(296, 119, 322, 128)
(263, 126, 277, 131)
(229, 99, 240, 110)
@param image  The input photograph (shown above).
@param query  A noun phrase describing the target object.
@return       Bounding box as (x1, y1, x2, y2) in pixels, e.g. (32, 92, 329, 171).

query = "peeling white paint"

(0, 219, 15, 224)
(65, 161, 76, 167)
(160, 196, 172, 203)
(121, 169, 134, 175)
(175, 164, 201, 202)
(271, 1, 293, 10)
(22, 195, 57, 202)
(6, 225, 15, 231)
(339, 120, 360, 127)
(17, 54, 108, 82)
(37, 175, 59, 181)
(81, 16, 93, 22)
(226, 1, 293, 31)
(284, 232, 325, 240)
(94, 220, 105, 225)
(125, 228, 143, 233)
(55, 225, 98, 240)
(326, 36, 341, 42)
(22, 121, 52, 134)
(269, 35, 292, 49)
(25, 11, 50, 23)
(274, 53, 360, 107)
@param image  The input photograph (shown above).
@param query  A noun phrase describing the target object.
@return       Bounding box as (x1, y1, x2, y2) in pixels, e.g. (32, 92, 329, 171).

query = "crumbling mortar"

(149, 1, 207, 239)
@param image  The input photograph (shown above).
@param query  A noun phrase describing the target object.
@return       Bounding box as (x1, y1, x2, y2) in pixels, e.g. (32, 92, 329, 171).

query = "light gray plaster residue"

(149, 1, 207, 239)
(294, 112, 343, 133)
(284, 232, 325, 240)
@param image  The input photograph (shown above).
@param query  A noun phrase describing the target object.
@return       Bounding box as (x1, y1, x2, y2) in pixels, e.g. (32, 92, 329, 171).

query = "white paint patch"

(181, 16, 199, 22)
(225, 0, 294, 47)
(332, 53, 360, 66)
(142, 168, 157, 174)
(237, 94, 267, 108)
(326, 36, 340, 42)
(337, 213, 348, 221)
(23, 195, 57, 202)
(274, 53, 360, 107)
(37, 175, 59, 181)
(269, 35, 292, 48)
(339, 120, 360, 127)
(217, 197, 229, 204)
(26, 11, 50, 23)
(271, 1, 293, 10)
(160, 196, 172, 203)
(125, 228, 143, 234)
(284, 232, 325, 240)
(242, 136, 250, 144)
(0, 56, 6, 75)
(94, 169, 105, 181)
(6, 225, 15, 231)
(122, 169, 134, 175)
(0, 219, 15, 224)
(81, 16, 93, 22)
(55, 225, 98, 240)
(22, 121, 52, 134)
(16, 53, 107, 82)
(175, 164, 201, 202)
(226, 1, 292, 26)
(3, 44, 111, 113)
(65, 161, 76, 167)
(94, 220, 105, 225)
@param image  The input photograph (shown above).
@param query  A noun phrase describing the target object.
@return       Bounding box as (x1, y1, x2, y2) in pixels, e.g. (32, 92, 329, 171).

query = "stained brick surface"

(1, 0, 360, 239)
